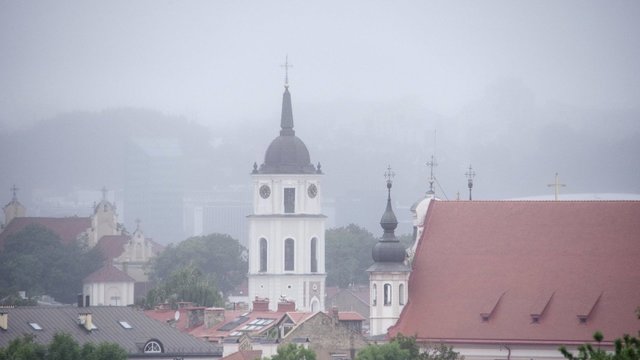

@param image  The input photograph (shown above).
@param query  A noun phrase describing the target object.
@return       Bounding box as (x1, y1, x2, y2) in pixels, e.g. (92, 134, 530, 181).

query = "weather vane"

(280, 55, 293, 88)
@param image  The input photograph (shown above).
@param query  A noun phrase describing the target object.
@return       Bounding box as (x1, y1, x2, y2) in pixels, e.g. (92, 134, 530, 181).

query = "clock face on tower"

(307, 184, 318, 198)
(259, 184, 271, 199)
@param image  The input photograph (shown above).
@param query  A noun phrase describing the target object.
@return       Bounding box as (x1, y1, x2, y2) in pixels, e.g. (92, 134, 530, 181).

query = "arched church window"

(384, 283, 392, 306)
(372, 284, 377, 306)
(399, 284, 405, 305)
(284, 238, 294, 271)
(310, 237, 318, 273)
(135, 243, 142, 260)
(259, 238, 268, 272)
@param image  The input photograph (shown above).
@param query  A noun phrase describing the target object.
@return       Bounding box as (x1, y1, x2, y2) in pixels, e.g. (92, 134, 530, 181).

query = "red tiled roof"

(84, 263, 135, 283)
(390, 201, 640, 345)
(0, 217, 91, 249)
(338, 311, 365, 321)
(96, 235, 129, 259)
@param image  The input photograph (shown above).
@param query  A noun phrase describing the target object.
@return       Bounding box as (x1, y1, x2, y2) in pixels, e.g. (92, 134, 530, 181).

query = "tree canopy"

(326, 224, 412, 288)
(0, 224, 103, 304)
(144, 263, 223, 308)
(356, 334, 464, 360)
(0, 333, 127, 360)
(149, 233, 247, 296)
(269, 343, 316, 360)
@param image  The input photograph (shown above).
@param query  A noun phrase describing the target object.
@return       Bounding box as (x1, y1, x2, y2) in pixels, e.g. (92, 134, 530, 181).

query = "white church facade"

(247, 76, 326, 312)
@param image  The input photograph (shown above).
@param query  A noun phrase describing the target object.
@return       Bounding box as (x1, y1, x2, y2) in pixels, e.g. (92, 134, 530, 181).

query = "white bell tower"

(247, 64, 326, 312)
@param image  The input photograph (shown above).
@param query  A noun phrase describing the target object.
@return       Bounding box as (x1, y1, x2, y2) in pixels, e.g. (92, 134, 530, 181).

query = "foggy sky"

(1, 1, 639, 236)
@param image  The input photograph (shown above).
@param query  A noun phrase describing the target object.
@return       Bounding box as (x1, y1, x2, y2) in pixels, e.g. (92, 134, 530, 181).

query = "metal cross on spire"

(547, 172, 566, 201)
(465, 164, 476, 200)
(384, 165, 395, 199)
(101, 186, 108, 201)
(10, 184, 19, 201)
(426, 155, 438, 197)
(135, 218, 142, 231)
(280, 55, 293, 88)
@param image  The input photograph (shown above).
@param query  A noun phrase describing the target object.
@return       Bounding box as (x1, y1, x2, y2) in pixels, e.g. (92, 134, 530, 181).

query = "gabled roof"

(96, 235, 129, 259)
(0, 306, 221, 356)
(221, 350, 263, 360)
(390, 201, 640, 345)
(0, 217, 91, 249)
(84, 263, 135, 283)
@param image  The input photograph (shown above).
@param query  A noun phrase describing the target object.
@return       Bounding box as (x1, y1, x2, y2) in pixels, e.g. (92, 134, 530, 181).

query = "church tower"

(368, 167, 411, 335)
(247, 70, 326, 312)
(89, 186, 120, 247)
(2, 185, 26, 228)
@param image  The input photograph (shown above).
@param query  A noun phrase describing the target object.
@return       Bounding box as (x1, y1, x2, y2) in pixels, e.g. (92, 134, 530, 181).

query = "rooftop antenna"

(465, 164, 476, 200)
(280, 55, 293, 88)
(547, 172, 566, 200)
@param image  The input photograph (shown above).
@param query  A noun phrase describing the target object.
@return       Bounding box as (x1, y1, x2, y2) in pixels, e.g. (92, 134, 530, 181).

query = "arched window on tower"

(284, 238, 294, 271)
(259, 238, 268, 272)
(384, 283, 392, 306)
(310, 237, 318, 273)
(399, 283, 405, 305)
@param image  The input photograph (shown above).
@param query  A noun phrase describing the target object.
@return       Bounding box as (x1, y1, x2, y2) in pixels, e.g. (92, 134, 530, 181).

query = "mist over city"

(1, 1, 639, 240)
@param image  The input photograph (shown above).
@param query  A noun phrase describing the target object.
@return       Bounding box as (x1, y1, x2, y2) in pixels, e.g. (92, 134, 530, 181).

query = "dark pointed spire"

(372, 166, 405, 263)
(280, 86, 294, 136)
(380, 165, 398, 240)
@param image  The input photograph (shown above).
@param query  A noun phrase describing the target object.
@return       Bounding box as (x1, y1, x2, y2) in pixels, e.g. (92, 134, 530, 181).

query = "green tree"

(0, 334, 46, 360)
(0, 333, 127, 360)
(356, 334, 464, 360)
(325, 224, 379, 287)
(559, 310, 640, 360)
(149, 233, 247, 295)
(146, 263, 223, 308)
(46, 333, 80, 360)
(269, 343, 316, 360)
(0, 224, 103, 303)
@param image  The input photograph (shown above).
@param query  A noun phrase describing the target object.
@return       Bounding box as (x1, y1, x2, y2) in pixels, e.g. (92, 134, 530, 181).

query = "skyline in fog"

(1, 1, 639, 238)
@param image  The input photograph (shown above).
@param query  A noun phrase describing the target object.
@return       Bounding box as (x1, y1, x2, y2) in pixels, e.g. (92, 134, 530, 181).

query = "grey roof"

(0, 306, 221, 358)
(366, 262, 411, 273)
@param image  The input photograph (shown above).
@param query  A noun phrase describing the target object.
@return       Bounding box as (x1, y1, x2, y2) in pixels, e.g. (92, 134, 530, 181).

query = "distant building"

(0, 187, 163, 303)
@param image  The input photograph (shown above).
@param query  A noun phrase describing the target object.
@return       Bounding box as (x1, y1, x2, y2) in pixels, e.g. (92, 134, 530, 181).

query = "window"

(310, 237, 318, 273)
(29, 322, 43, 331)
(384, 283, 392, 306)
(399, 284, 405, 305)
(284, 238, 295, 271)
(372, 284, 377, 306)
(284, 188, 295, 213)
(259, 238, 268, 272)
(143, 340, 163, 353)
(118, 321, 132, 329)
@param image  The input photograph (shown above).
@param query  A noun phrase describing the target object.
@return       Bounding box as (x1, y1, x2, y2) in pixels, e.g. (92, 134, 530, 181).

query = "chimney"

(78, 312, 93, 331)
(85, 295, 90, 307)
(331, 306, 339, 322)
(277, 299, 296, 312)
(204, 308, 225, 329)
(187, 307, 205, 328)
(77, 294, 83, 308)
(0, 312, 7, 330)
(253, 297, 270, 312)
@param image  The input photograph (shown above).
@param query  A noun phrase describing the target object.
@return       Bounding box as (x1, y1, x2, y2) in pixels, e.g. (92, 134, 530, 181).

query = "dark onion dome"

(258, 86, 317, 174)
(372, 175, 406, 263)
